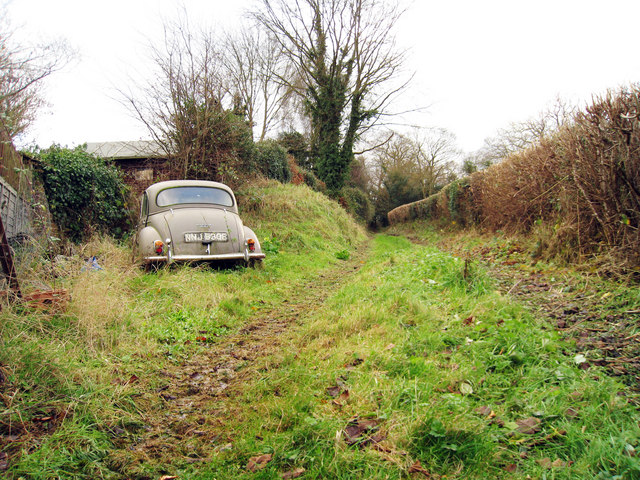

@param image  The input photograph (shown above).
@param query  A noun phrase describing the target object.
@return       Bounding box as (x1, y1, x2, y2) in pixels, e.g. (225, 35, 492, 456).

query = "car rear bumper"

(143, 252, 266, 264)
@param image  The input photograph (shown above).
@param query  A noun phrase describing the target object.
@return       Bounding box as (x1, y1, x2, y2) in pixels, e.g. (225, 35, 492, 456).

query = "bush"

(340, 186, 374, 223)
(277, 131, 311, 169)
(254, 140, 291, 183)
(34, 145, 131, 242)
(300, 167, 325, 192)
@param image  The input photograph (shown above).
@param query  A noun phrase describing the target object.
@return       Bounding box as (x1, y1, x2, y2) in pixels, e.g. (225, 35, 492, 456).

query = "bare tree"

(478, 96, 576, 166)
(0, 16, 71, 140)
(122, 15, 253, 183)
(252, 0, 408, 192)
(413, 128, 460, 197)
(222, 28, 292, 142)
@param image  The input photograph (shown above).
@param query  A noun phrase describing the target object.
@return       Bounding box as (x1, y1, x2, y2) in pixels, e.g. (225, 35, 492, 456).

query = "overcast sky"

(5, 0, 640, 154)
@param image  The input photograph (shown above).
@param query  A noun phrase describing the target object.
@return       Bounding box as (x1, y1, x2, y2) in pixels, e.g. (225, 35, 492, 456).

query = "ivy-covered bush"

(34, 145, 131, 242)
(254, 140, 292, 183)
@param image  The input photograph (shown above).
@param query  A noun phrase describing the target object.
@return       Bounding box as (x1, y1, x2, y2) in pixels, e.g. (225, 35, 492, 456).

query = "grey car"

(134, 180, 265, 266)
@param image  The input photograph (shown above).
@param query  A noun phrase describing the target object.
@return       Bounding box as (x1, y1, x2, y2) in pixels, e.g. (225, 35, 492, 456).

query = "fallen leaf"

(568, 391, 582, 400)
(247, 453, 273, 472)
(344, 417, 381, 445)
(516, 417, 541, 434)
(551, 459, 567, 468)
(408, 460, 432, 477)
(159, 476, 178, 480)
(536, 457, 552, 469)
(463, 315, 475, 326)
(332, 389, 350, 406)
(281, 467, 306, 479)
(326, 386, 341, 398)
(345, 357, 364, 369)
(459, 382, 473, 395)
(504, 463, 517, 473)
(475, 406, 492, 416)
(565, 407, 579, 418)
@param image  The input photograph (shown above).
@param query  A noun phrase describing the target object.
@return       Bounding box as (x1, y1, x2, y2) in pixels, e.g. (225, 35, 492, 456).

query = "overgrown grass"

(2, 183, 639, 479)
(0, 182, 366, 479)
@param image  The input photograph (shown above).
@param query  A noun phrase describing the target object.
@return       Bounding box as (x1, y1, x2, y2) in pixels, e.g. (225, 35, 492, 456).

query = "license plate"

(184, 232, 228, 243)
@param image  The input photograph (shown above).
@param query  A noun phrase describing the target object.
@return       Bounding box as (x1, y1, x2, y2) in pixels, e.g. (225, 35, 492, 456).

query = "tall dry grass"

(389, 86, 640, 271)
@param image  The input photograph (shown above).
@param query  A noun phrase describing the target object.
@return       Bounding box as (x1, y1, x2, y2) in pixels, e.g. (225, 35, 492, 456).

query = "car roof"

(144, 180, 235, 198)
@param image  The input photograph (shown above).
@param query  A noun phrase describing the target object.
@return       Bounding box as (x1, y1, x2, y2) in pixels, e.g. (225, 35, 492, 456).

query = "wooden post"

(0, 212, 21, 298)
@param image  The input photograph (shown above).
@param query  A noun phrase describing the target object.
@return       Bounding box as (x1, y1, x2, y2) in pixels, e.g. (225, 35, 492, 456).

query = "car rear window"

(156, 186, 234, 207)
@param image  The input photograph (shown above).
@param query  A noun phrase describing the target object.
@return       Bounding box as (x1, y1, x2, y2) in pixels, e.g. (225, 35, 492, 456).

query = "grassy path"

(116, 242, 372, 474)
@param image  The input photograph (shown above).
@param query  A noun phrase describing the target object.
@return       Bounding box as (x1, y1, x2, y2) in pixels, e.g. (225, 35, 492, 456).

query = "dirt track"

(118, 243, 371, 469)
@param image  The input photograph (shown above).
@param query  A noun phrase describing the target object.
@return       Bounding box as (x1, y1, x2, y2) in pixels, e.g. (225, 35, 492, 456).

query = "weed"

(335, 249, 350, 260)
(261, 236, 281, 255)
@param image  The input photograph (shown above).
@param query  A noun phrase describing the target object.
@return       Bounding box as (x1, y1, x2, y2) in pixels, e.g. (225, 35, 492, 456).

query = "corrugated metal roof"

(85, 140, 165, 159)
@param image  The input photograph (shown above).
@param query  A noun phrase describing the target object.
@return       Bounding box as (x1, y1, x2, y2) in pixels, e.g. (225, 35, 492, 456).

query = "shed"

(85, 140, 169, 195)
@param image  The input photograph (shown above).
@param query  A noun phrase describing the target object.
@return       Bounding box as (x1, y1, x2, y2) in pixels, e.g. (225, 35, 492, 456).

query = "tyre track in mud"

(120, 242, 371, 469)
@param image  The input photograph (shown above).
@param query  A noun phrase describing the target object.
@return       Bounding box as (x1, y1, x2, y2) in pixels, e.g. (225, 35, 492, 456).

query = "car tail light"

(154, 240, 164, 255)
(247, 238, 256, 252)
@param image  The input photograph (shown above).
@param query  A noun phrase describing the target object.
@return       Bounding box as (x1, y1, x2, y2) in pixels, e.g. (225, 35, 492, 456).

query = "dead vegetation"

(389, 86, 640, 274)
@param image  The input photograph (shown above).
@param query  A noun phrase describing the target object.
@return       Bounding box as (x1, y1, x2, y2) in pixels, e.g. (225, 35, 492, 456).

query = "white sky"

(5, 0, 640, 153)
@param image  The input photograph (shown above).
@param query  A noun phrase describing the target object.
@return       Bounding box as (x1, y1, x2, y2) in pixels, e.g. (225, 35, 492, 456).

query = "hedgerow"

(389, 86, 640, 271)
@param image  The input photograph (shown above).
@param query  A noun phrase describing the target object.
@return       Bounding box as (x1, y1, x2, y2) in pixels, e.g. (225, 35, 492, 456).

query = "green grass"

(192, 234, 640, 479)
(2, 183, 639, 479)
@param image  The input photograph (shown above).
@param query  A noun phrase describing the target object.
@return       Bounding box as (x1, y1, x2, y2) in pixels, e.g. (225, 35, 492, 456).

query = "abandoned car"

(134, 180, 265, 266)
